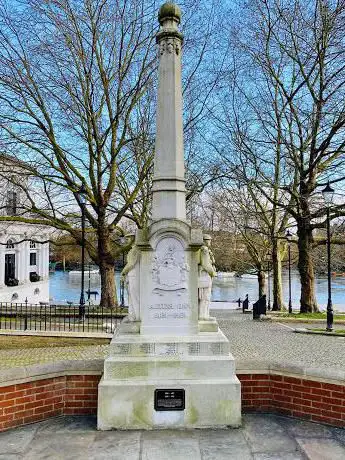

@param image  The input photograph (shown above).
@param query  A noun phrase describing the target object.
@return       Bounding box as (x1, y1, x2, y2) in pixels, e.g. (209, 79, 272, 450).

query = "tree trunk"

(297, 219, 318, 313)
(272, 239, 284, 311)
(258, 269, 266, 298)
(99, 260, 117, 308)
(98, 227, 117, 309)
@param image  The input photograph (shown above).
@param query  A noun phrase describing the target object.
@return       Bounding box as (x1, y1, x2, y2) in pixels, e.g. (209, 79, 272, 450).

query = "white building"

(0, 154, 50, 304)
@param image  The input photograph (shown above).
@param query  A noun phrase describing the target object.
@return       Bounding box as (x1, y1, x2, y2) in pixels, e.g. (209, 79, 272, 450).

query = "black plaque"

(154, 389, 185, 411)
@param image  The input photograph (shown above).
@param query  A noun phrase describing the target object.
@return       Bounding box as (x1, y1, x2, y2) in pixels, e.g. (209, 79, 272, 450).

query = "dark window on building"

(6, 191, 17, 216)
(30, 252, 37, 266)
(5, 253, 15, 285)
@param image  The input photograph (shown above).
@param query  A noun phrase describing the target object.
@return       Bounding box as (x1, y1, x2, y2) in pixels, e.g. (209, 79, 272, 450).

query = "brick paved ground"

(214, 310, 345, 370)
(0, 310, 344, 371)
(0, 345, 108, 370)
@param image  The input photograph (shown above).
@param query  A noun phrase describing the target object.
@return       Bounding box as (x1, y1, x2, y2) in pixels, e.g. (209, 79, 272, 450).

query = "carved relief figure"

(121, 244, 140, 321)
(198, 235, 216, 320)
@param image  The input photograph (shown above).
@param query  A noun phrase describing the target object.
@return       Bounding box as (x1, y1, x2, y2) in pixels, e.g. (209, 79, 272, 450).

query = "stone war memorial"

(97, 2, 241, 430)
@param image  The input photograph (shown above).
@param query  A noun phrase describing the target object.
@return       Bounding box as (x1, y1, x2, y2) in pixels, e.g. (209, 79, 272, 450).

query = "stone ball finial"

(158, 2, 182, 25)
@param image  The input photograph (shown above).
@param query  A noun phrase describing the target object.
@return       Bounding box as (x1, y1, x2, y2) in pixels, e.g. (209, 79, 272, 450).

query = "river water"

(49, 270, 345, 312)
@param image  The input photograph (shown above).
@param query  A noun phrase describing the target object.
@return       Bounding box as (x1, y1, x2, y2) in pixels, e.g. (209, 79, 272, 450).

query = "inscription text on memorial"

(154, 389, 185, 411)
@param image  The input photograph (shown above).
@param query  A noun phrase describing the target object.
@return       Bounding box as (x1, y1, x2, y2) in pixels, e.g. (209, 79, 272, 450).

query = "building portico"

(0, 225, 50, 304)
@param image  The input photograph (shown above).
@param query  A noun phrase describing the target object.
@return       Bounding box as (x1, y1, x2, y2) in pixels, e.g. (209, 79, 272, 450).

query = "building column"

(23, 241, 30, 283)
(38, 243, 45, 279)
(42, 243, 49, 279)
(16, 241, 26, 284)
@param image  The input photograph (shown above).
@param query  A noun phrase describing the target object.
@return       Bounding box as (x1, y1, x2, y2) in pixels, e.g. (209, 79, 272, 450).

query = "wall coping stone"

(236, 359, 345, 384)
(0, 358, 343, 388)
(0, 330, 112, 339)
(0, 359, 103, 387)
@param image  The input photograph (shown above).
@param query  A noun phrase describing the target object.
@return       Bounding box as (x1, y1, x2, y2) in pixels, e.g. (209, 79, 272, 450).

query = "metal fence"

(0, 301, 124, 333)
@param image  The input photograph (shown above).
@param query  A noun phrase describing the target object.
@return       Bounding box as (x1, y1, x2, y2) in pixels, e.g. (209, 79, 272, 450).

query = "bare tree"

(0, 0, 158, 307)
(213, 0, 345, 312)
(207, 185, 271, 298)
(0, 0, 230, 307)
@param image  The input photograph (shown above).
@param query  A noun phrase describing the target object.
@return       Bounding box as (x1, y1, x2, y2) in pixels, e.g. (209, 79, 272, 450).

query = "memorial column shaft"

(152, 15, 186, 220)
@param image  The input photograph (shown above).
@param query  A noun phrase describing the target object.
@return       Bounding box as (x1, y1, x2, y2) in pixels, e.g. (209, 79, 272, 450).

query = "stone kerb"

(0, 359, 344, 432)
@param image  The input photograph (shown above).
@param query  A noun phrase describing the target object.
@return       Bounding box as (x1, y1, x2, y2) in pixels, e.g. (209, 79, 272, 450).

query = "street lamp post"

(119, 236, 126, 308)
(266, 252, 271, 311)
(322, 182, 335, 332)
(286, 230, 293, 314)
(78, 184, 88, 322)
(87, 263, 91, 304)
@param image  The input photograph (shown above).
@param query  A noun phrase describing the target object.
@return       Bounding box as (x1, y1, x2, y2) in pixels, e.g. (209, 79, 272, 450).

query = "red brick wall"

(0, 375, 100, 432)
(238, 373, 345, 428)
(0, 373, 344, 432)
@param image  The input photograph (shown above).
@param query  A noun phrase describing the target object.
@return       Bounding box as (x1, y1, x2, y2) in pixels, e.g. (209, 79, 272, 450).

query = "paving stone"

(0, 424, 38, 454)
(142, 429, 199, 441)
(253, 454, 305, 460)
(23, 432, 96, 460)
(141, 438, 201, 460)
(87, 431, 140, 460)
(199, 428, 251, 460)
(199, 428, 248, 447)
(37, 415, 96, 434)
(0, 415, 342, 460)
(333, 427, 345, 446)
(296, 437, 345, 460)
(201, 445, 253, 460)
(278, 417, 335, 439)
(242, 414, 299, 454)
(0, 455, 23, 460)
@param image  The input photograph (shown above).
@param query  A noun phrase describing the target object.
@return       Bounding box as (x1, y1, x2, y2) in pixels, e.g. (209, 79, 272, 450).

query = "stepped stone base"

(97, 326, 241, 430)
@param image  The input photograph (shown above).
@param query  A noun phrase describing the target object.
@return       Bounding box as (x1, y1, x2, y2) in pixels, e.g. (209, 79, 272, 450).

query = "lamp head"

(78, 183, 88, 204)
(322, 181, 334, 206)
(286, 230, 292, 245)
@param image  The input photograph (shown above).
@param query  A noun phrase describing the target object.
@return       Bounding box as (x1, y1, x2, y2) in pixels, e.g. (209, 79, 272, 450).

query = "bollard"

(253, 295, 267, 320)
(243, 294, 249, 313)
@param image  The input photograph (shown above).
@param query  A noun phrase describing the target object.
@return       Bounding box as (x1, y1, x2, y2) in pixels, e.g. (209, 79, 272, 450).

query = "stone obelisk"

(152, 3, 186, 221)
(97, 2, 241, 430)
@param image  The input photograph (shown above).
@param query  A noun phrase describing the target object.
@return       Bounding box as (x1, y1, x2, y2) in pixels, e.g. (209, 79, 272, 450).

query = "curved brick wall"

(239, 373, 345, 427)
(0, 375, 99, 431)
(0, 364, 344, 431)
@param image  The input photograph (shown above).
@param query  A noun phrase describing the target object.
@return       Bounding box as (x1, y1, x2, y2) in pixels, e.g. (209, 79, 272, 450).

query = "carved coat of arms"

(152, 239, 189, 294)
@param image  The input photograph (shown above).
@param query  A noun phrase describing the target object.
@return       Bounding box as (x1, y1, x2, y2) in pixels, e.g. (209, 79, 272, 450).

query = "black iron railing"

(0, 301, 125, 333)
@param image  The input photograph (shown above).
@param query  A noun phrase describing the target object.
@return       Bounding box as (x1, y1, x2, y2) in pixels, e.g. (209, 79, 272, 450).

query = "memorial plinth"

(97, 2, 241, 430)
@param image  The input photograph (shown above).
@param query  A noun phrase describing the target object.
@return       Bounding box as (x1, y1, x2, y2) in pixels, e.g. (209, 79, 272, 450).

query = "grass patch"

(294, 312, 345, 320)
(0, 336, 110, 350)
(271, 312, 345, 320)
